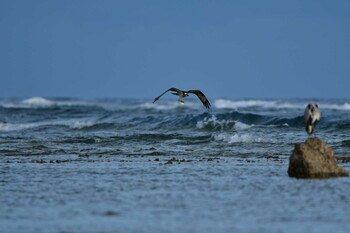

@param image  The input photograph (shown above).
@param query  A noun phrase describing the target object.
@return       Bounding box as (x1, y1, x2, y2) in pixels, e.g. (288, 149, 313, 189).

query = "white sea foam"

(196, 115, 252, 131)
(22, 97, 55, 107)
(0, 122, 37, 132)
(214, 99, 278, 109)
(214, 99, 350, 111)
(213, 133, 277, 144)
(234, 121, 252, 130)
(69, 121, 96, 129)
(140, 101, 198, 110)
(0, 119, 98, 132)
(213, 99, 307, 110)
(320, 103, 350, 111)
(0, 97, 95, 109)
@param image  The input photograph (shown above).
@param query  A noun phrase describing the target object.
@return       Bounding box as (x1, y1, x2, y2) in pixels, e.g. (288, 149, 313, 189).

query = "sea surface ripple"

(0, 97, 349, 233)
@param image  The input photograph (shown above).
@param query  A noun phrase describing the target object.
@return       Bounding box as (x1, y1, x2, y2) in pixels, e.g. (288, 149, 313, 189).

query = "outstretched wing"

(153, 87, 181, 103)
(304, 104, 311, 123)
(188, 90, 211, 109)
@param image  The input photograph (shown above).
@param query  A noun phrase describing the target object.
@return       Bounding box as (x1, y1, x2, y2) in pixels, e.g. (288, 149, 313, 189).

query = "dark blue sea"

(1, 97, 349, 233)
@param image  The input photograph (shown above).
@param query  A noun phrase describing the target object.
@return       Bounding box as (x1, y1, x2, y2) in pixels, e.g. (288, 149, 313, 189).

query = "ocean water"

(0, 97, 349, 233)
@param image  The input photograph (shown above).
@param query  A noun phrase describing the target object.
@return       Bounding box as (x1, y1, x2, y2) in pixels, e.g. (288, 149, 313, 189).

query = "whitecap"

(213, 99, 307, 110)
(0, 122, 37, 132)
(69, 121, 96, 129)
(140, 101, 199, 110)
(214, 99, 279, 109)
(214, 99, 350, 111)
(319, 103, 350, 111)
(234, 121, 252, 130)
(0, 97, 97, 109)
(213, 133, 277, 144)
(196, 115, 252, 131)
(22, 97, 54, 107)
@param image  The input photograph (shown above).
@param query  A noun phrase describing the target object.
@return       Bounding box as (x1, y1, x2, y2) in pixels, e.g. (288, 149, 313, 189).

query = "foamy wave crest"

(140, 101, 198, 110)
(22, 97, 54, 107)
(213, 133, 277, 144)
(0, 97, 95, 109)
(196, 115, 252, 131)
(69, 121, 96, 129)
(0, 122, 36, 132)
(214, 99, 305, 110)
(321, 103, 350, 111)
(214, 99, 350, 111)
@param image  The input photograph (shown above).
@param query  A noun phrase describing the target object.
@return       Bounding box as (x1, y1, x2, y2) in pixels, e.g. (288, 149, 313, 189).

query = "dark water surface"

(1, 97, 349, 233)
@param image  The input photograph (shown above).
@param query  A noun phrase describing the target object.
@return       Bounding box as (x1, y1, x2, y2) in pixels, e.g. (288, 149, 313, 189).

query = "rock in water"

(288, 138, 348, 178)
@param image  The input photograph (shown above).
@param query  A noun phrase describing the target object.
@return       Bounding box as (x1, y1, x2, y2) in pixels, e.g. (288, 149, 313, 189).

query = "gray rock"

(288, 138, 348, 178)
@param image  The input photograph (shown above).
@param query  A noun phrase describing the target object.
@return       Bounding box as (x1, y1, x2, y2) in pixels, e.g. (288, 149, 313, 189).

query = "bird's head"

(308, 103, 319, 113)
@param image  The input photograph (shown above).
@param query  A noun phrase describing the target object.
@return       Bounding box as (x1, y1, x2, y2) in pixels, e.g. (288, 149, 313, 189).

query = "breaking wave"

(140, 101, 200, 110)
(22, 97, 55, 107)
(214, 99, 350, 111)
(213, 133, 278, 144)
(0, 120, 116, 132)
(191, 112, 302, 131)
(320, 103, 350, 111)
(2, 98, 349, 112)
(0, 113, 297, 134)
(0, 97, 94, 109)
(69, 121, 97, 130)
(213, 99, 309, 110)
(0, 98, 348, 158)
(0, 98, 348, 135)
(0, 122, 37, 132)
(196, 115, 252, 131)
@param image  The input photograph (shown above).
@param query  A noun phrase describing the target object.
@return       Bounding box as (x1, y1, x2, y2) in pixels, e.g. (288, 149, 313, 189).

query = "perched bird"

(304, 102, 321, 136)
(153, 87, 211, 109)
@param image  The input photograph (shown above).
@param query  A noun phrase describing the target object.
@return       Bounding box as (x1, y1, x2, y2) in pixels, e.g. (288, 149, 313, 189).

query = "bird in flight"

(153, 87, 211, 109)
(304, 102, 320, 136)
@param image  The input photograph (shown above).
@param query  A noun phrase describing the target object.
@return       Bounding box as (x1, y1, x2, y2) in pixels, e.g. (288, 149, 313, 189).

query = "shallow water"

(1, 97, 350, 233)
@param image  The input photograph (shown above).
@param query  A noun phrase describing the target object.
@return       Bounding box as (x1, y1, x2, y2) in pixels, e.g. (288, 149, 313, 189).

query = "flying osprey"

(153, 87, 211, 109)
(304, 102, 320, 136)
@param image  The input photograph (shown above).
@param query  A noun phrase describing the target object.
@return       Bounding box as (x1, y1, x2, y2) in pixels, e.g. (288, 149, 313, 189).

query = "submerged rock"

(288, 138, 348, 179)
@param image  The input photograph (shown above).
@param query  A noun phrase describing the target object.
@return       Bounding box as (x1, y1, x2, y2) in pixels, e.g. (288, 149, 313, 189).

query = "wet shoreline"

(1, 154, 350, 233)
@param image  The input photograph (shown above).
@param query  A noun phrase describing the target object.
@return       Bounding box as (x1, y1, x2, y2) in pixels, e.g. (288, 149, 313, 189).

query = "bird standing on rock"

(304, 102, 321, 136)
